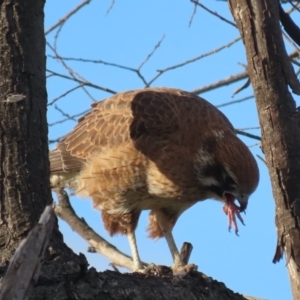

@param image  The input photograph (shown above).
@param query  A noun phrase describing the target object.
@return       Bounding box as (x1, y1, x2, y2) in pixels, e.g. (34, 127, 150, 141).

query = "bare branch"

(49, 137, 62, 145)
(106, 0, 115, 15)
(235, 130, 261, 141)
(48, 85, 83, 106)
(190, 0, 237, 28)
(45, 0, 91, 35)
(180, 242, 193, 265)
(47, 69, 117, 94)
(48, 55, 137, 72)
(279, 1, 300, 47)
(189, 1, 198, 27)
(158, 36, 240, 73)
(49, 108, 90, 126)
(47, 41, 100, 102)
(232, 78, 251, 96)
(236, 126, 260, 131)
(248, 142, 261, 148)
(54, 105, 77, 122)
(138, 34, 165, 70)
(192, 71, 248, 95)
(216, 95, 254, 108)
(53, 188, 145, 271)
(148, 36, 241, 86)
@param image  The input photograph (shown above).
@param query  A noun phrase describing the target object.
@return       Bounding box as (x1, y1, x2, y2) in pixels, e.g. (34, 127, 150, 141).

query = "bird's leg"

(151, 210, 184, 269)
(127, 231, 144, 271)
(162, 229, 198, 276)
(163, 230, 184, 269)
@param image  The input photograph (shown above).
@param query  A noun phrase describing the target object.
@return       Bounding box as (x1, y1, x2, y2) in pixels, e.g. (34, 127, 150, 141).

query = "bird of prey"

(50, 88, 259, 273)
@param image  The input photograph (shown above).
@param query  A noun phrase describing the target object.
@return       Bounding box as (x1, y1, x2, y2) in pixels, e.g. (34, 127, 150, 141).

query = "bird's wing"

(50, 92, 133, 173)
(49, 88, 181, 173)
(49, 88, 234, 174)
(129, 88, 235, 157)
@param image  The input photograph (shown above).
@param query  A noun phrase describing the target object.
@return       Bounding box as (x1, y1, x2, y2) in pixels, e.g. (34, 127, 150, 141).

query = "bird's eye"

(224, 174, 235, 186)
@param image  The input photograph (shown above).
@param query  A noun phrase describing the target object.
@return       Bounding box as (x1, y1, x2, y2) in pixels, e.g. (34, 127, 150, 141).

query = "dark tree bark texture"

(228, 0, 300, 299)
(0, 0, 51, 263)
(29, 267, 252, 300)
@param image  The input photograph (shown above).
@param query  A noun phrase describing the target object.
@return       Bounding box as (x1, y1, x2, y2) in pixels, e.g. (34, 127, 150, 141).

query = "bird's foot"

(134, 263, 176, 277)
(172, 263, 198, 278)
(133, 263, 162, 276)
(133, 262, 198, 277)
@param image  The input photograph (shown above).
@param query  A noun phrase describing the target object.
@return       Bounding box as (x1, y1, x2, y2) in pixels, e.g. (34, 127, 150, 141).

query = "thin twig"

(190, 0, 237, 28)
(54, 105, 77, 122)
(45, 0, 91, 35)
(148, 36, 241, 86)
(236, 130, 261, 141)
(138, 35, 165, 70)
(216, 95, 254, 108)
(47, 69, 117, 94)
(248, 142, 261, 148)
(236, 126, 260, 131)
(106, 0, 115, 15)
(48, 55, 137, 72)
(47, 42, 99, 102)
(48, 138, 62, 145)
(189, 1, 198, 27)
(49, 108, 90, 126)
(232, 78, 251, 96)
(158, 36, 241, 73)
(256, 154, 267, 166)
(48, 85, 83, 106)
(192, 71, 248, 95)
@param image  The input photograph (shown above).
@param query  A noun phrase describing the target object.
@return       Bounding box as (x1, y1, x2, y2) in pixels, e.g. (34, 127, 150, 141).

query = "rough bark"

(29, 268, 253, 300)
(0, 248, 255, 300)
(0, 206, 55, 300)
(228, 0, 300, 299)
(0, 0, 51, 263)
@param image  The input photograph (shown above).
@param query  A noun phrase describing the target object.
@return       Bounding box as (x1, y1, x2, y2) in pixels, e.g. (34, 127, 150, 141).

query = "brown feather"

(49, 87, 259, 239)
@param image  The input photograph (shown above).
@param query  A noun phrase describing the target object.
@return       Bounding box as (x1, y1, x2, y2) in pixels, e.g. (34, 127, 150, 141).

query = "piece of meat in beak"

(222, 192, 246, 235)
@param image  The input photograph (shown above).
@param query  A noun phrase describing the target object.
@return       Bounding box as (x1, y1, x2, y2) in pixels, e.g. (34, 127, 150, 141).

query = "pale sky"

(45, 2, 299, 299)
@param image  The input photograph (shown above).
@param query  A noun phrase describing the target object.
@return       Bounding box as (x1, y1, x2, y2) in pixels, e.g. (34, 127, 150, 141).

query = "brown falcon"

(50, 88, 259, 272)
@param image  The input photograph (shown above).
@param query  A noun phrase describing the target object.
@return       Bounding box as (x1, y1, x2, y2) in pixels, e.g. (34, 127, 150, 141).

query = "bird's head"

(194, 132, 259, 212)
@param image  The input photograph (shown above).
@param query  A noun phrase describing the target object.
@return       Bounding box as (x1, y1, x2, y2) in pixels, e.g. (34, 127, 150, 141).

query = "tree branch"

(45, 0, 91, 35)
(0, 206, 55, 300)
(53, 188, 140, 271)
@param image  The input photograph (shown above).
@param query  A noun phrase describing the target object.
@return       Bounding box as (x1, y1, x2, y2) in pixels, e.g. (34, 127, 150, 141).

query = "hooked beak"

(237, 195, 248, 212)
